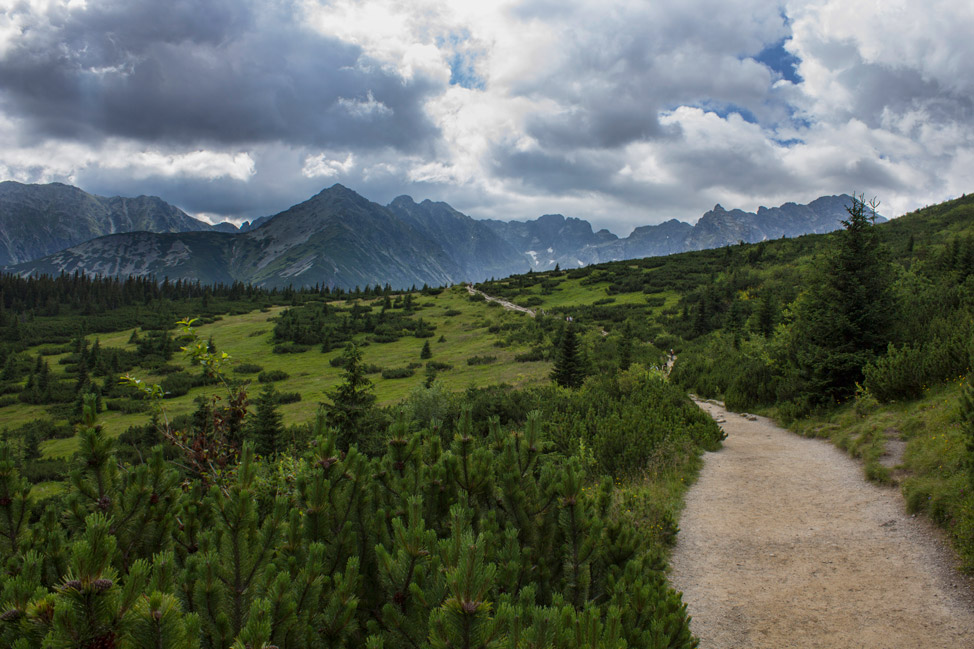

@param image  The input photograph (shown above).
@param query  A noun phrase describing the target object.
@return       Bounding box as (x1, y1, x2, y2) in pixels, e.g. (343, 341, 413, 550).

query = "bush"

(426, 361, 453, 371)
(515, 348, 545, 362)
(466, 355, 497, 366)
(22, 458, 71, 484)
(273, 343, 311, 354)
(275, 391, 302, 404)
(258, 369, 290, 383)
(160, 371, 197, 398)
(443, 309, 462, 317)
(235, 363, 264, 374)
(381, 367, 414, 379)
(104, 399, 151, 414)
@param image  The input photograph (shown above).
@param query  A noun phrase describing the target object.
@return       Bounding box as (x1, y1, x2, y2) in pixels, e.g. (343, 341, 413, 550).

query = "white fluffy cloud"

(0, 0, 971, 229)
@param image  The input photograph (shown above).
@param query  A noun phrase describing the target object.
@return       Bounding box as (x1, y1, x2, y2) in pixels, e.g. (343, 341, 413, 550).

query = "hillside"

(0, 181, 215, 265)
(1, 191, 973, 648)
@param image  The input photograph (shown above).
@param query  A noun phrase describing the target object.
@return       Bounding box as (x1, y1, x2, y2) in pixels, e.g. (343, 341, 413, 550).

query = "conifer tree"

(617, 322, 633, 371)
(0, 441, 32, 555)
(323, 344, 376, 451)
(421, 340, 432, 360)
(250, 385, 283, 457)
(786, 195, 894, 401)
(551, 324, 585, 389)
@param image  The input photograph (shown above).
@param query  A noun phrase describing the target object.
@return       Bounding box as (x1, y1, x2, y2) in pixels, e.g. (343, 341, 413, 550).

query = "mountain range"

(2, 182, 874, 288)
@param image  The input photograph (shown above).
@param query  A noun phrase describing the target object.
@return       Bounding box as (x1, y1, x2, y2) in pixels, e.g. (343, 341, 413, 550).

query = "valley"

(2, 192, 974, 648)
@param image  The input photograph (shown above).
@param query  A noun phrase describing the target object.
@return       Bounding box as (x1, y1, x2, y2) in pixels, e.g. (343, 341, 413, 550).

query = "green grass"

(3, 286, 552, 456)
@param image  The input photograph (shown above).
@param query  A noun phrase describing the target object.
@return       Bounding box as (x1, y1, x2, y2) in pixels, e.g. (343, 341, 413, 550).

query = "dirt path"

(465, 285, 536, 317)
(670, 400, 974, 649)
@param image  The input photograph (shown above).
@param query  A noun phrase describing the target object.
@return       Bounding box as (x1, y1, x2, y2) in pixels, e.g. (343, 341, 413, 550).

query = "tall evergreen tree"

(551, 323, 585, 389)
(786, 195, 894, 401)
(617, 321, 634, 371)
(250, 385, 283, 457)
(323, 344, 376, 451)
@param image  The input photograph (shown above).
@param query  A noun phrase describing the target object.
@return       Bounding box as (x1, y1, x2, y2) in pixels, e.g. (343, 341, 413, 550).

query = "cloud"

(0, 0, 972, 233)
(0, 0, 441, 150)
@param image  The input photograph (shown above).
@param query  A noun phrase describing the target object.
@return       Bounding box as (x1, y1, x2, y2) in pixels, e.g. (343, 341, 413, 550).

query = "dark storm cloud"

(488, 146, 619, 195)
(0, 0, 441, 150)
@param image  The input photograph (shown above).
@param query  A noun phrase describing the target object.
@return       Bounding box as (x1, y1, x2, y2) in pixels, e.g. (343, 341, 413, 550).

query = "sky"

(0, 0, 971, 234)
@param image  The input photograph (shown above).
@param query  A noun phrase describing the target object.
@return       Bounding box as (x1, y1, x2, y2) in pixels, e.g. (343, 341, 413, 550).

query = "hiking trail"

(670, 399, 974, 648)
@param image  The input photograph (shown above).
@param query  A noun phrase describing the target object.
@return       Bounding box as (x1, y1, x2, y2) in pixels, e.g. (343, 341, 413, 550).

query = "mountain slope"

(5, 185, 881, 289)
(387, 195, 529, 281)
(0, 181, 214, 265)
(8, 185, 466, 289)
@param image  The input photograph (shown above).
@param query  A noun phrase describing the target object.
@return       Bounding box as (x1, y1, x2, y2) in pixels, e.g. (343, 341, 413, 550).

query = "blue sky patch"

(754, 39, 801, 84)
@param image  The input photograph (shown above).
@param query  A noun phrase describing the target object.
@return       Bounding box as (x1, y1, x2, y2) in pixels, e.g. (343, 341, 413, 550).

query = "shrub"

(273, 343, 311, 354)
(258, 369, 290, 383)
(235, 363, 264, 374)
(426, 361, 453, 371)
(381, 367, 414, 379)
(443, 309, 462, 317)
(275, 391, 302, 404)
(104, 399, 151, 414)
(515, 348, 545, 362)
(160, 371, 197, 398)
(466, 355, 497, 366)
(22, 458, 70, 484)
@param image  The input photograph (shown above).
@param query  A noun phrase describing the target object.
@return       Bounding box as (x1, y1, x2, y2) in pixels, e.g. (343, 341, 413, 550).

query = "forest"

(2, 193, 974, 647)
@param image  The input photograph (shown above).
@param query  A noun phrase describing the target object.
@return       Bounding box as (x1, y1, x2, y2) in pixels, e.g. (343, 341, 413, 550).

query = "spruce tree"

(551, 323, 584, 389)
(250, 385, 283, 457)
(617, 321, 633, 371)
(323, 344, 376, 451)
(787, 195, 894, 401)
(420, 340, 432, 360)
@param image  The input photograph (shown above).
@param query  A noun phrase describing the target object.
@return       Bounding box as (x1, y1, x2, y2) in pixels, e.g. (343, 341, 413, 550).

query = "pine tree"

(551, 324, 584, 389)
(250, 385, 283, 457)
(0, 441, 32, 555)
(323, 344, 376, 451)
(787, 195, 894, 401)
(420, 340, 432, 360)
(617, 322, 633, 371)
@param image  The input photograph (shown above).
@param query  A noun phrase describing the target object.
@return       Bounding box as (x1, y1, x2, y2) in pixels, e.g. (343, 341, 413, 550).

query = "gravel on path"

(670, 399, 974, 649)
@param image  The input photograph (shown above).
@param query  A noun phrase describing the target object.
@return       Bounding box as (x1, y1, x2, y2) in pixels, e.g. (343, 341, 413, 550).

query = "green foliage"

(249, 385, 284, 457)
(257, 369, 289, 383)
(543, 368, 724, 478)
(551, 324, 585, 389)
(0, 335, 712, 649)
(784, 195, 895, 402)
(467, 355, 497, 366)
(323, 344, 379, 452)
(381, 366, 414, 379)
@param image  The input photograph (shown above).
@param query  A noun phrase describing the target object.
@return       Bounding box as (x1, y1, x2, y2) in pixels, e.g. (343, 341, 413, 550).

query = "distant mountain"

(10, 185, 469, 289)
(683, 195, 868, 251)
(0, 181, 215, 265)
(387, 196, 528, 281)
(4, 183, 879, 289)
(485, 194, 876, 271)
(482, 214, 618, 269)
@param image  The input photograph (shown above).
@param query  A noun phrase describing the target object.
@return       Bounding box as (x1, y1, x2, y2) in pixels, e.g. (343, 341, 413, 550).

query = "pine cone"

(92, 578, 113, 592)
(62, 579, 83, 591)
(0, 608, 23, 621)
